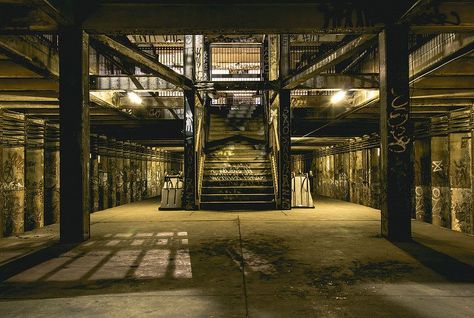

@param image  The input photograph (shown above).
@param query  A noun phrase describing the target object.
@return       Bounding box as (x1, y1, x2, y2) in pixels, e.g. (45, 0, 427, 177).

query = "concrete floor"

(0, 197, 473, 318)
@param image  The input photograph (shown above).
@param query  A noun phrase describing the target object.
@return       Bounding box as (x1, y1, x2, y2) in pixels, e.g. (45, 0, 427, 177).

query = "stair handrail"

(195, 99, 206, 205)
(264, 93, 279, 204)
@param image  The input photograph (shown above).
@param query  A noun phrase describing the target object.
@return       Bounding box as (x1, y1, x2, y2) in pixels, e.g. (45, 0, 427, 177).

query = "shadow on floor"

(394, 240, 474, 283)
(0, 242, 79, 282)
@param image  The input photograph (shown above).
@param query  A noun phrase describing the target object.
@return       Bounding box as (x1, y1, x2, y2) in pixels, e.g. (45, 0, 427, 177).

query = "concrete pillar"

(140, 146, 147, 199)
(414, 138, 431, 222)
(89, 134, 99, 212)
(379, 25, 413, 241)
(25, 118, 45, 231)
(349, 150, 357, 203)
(107, 138, 117, 208)
(369, 147, 381, 209)
(130, 143, 138, 202)
(152, 148, 158, 197)
(354, 149, 364, 205)
(431, 122, 450, 228)
(116, 141, 124, 205)
(123, 141, 131, 204)
(146, 148, 153, 198)
(59, 27, 90, 242)
(45, 123, 60, 224)
(1, 111, 25, 236)
(448, 110, 472, 233)
(341, 152, 351, 202)
(98, 135, 108, 210)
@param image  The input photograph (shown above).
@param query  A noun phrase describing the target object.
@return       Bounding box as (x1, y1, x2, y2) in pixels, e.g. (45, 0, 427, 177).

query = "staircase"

(200, 104, 276, 210)
(208, 105, 265, 143)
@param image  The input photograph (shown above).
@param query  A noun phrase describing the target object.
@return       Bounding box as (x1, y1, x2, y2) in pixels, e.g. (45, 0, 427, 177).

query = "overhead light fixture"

(330, 90, 347, 104)
(127, 91, 142, 105)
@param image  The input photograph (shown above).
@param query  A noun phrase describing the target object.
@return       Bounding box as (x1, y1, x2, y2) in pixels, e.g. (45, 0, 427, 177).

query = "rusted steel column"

(98, 135, 109, 210)
(59, 27, 90, 243)
(123, 141, 131, 204)
(45, 124, 60, 224)
(1, 111, 25, 236)
(378, 25, 413, 241)
(115, 141, 124, 206)
(107, 138, 117, 208)
(25, 118, 45, 231)
(89, 134, 99, 212)
(279, 34, 291, 210)
(184, 35, 196, 210)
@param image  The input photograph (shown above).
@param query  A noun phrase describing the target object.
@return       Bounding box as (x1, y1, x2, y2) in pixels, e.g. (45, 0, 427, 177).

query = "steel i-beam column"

(379, 25, 413, 241)
(183, 35, 196, 210)
(279, 35, 292, 210)
(59, 27, 90, 243)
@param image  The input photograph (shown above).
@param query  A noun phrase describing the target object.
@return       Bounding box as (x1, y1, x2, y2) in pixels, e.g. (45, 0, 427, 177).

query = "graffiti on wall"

(388, 89, 411, 153)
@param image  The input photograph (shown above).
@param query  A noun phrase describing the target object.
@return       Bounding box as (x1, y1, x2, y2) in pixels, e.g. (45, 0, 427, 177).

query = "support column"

(98, 135, 108, 209)
(414, 137, 432, 222)
(378, 25, 413, 241)
(183, 35, 196, 210)
(369, 147, 381, 209)
(45, 124, 60, 223)
(448, 110, 472, 233)
(107, 138, 117, 208)
(89, 134, 99, 212)
(279, 34, 291, 210)
(116, 141, 124, 205)
(140, 146, 147, 199)
(431, 116, 450, 228)
(123, 142, 131, 204)
(1, 111, 25, 236)
(25, 118, 45, 231)
(59, 27, 90, 242)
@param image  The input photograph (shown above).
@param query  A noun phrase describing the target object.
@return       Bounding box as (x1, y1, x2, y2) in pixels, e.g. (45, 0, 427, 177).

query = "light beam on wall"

(330, 90, 347, 104)
(127, 91, 143, 105)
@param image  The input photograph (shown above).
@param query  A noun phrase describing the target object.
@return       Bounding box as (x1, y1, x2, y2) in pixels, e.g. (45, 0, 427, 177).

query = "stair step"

(204, 163, 271, 169)
(204, 166, 271, 171)
(202, 186, 274, 194)
(205, 160, 269, 164)
(203, 180, 273, 187)
(201, 193, 275, 202)
(206, 154, 267, 158)
(200, 201, 276, 210)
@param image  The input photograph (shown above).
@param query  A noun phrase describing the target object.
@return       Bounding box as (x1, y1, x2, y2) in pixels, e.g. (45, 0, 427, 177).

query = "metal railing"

(264, 93, 279, 203)
(195, 97, 207, 205)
